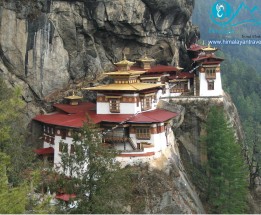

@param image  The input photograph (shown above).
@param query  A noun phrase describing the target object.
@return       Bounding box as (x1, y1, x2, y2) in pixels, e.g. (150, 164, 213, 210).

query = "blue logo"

(210, 1, 261, 27)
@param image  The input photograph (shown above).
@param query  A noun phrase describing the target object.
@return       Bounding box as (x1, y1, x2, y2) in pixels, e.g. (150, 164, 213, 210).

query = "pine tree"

(51, 121, 133, 214)
(205, 107, 248, 213)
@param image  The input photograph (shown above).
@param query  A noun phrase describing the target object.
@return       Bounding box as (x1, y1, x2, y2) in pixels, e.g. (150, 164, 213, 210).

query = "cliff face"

(0, 0, 198, 121)
(173, 93, 244, 167)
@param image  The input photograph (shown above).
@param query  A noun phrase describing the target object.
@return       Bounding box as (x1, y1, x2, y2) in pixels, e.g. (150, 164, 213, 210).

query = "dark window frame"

(136, 127, 151, 140)
(208, 81, 215, 90)
(109, 99, 120, 113)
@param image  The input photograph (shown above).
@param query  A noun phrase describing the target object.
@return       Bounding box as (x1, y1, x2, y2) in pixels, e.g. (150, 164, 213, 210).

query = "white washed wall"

(199, 73, 223, 97)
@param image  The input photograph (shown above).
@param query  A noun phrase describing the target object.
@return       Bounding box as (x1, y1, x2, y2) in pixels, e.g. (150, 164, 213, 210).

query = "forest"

(193, 0, 261, 189)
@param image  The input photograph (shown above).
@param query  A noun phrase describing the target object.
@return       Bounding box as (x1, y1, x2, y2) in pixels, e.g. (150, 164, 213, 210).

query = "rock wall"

(172, 93, 244, 167)
(0, 0, 198, 122)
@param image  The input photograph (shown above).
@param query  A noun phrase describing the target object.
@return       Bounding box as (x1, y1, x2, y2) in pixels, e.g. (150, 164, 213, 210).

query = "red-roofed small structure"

(187, 43, 206, 52)
(55, 194, 76, 201)
(34, 147, 54, 155)
(192, 55, 224, 63)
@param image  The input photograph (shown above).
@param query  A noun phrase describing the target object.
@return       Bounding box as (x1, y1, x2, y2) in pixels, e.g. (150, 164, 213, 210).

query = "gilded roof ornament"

(114, 54, 135, 67)
(65, 90, 83, 100)
(137, 52, 155, 63)
(202, 43, 217, 52)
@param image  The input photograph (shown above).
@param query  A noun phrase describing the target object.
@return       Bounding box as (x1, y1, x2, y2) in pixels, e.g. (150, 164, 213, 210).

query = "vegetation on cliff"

(221, 53, 261, 188)
(48, 122, 133, 214)
(0, 77, 33, 212)
(205, 107, 248, 213)
(192, 0, 261, 188)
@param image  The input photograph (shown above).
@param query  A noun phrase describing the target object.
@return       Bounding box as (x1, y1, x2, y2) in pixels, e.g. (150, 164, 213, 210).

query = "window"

(59, 142, 68, 153)
(141, 96, 152, 111)
(170, 82, 188, 93)
(70, 144, 75, 154)
(206, 69, 216, 79)
(136, 97, 139, 107)
(136, 127, 150, 140)
(208, 81, 214, 90)
(61, 129, 67, 139)
(109, 99, 120, 113)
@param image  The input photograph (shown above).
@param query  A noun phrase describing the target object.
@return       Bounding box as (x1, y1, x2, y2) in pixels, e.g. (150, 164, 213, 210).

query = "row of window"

(59, 142, 75, 154)
(170, 82, 189, 93)
(43, 126, 55, 136)
(109, 96, 154, 113)
(44, 135, 55, 144)
(206, 69, 216, 79)
(136, 127, 150, 139)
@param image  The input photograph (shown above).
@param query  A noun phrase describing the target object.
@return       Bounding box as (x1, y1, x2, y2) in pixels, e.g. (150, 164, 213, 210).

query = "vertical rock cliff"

(0, 0, 198, 122)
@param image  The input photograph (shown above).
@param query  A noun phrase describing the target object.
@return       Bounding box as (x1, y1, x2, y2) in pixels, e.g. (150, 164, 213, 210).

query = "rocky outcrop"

(172, 94, 244, 166)
(0, 0, 198, 123)
(128, 106, 205, 213)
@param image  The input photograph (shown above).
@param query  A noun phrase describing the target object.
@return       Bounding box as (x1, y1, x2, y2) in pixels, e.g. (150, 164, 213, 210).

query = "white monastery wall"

(96, 102, 141, 114)
(199, 73, 223, 97)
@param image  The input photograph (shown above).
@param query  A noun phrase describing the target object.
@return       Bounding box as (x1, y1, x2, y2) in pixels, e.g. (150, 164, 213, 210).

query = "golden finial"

(123, 53, 127, 60)
(202, 42, 217, 52)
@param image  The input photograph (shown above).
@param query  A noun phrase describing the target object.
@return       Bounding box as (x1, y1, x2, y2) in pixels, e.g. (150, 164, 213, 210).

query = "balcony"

(103, 137, 143, 152)
(205, 72, 216, 79)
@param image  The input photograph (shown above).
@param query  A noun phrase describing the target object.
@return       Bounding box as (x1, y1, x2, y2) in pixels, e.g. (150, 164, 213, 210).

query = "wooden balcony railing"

(103, 137, 139, 150)
(205, 74, 216, 79)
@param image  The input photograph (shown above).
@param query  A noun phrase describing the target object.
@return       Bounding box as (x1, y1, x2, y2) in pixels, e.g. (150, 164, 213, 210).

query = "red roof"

(128, 109, 177, 123)
(192, 55, 224, 62)
(187, 44, 207, 51)
(34, 112, 87, 128)
(55, 194, 76, 201)
(168, 72, 194, 80)
(118, 152, 155, 157)
(131, 65, 179, 73)
(33, 102, 178, 128)
(146, 65, 180, 73)
(34, 147, 54, 155)
(54, 102, 95, 114)
(201, 61, 222, 65)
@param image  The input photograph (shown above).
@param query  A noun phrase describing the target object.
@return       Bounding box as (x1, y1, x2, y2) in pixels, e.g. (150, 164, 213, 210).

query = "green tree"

(205, 107, 248, 213)
(0, 77, 43, 213)
(0, 78, 32, 183)
(52, 121, 133, 214)
(0, 152, 28, 213)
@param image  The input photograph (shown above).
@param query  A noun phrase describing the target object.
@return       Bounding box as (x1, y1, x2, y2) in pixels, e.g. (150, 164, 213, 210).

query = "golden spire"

(65, 90, 83, 105)
(114, 55, 135, 71)
(202, 43, 217, 52)
(137, 52, 155, 70)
